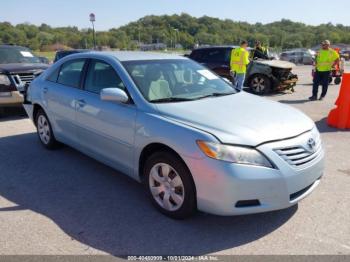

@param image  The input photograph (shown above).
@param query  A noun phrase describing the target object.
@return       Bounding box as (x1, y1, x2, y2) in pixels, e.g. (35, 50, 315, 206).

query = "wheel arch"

(139, 143, 181, 180)
(32, 103, 45, 125)
(138, 143, 197, 194)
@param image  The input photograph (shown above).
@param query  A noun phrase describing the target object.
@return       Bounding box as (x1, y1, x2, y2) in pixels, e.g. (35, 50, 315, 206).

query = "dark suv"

(0, 45, 49, 109)
(54, 49, 90, 63)
(188, 46, 298, 95)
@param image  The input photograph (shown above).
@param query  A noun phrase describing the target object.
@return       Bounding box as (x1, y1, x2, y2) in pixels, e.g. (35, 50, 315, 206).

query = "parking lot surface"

(0, 65, 349, 256)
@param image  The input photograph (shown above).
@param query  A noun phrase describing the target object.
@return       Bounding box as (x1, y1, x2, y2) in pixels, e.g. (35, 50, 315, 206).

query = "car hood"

(255, 60, 295, 69)
(155, 92, 314, 146)
(0, 63, 49, 74)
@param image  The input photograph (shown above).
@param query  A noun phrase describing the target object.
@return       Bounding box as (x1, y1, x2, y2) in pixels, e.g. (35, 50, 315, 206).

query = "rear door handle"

(43, 87, 48, 94)
(77, 99, 86, 108)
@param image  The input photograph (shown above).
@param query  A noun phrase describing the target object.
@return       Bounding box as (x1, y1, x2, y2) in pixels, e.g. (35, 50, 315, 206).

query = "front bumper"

(0, 91, 24, 106)
(183, 131, 325, 216)
(275, 75, 298, 90)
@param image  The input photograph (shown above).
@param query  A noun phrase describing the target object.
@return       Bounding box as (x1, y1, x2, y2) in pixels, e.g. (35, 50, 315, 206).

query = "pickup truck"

(0, 45, 48, 111)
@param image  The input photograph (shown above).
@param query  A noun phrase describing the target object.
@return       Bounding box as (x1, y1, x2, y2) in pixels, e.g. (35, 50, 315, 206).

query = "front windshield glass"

(123, 59, 236, 103)
(0, 47, 41, 64)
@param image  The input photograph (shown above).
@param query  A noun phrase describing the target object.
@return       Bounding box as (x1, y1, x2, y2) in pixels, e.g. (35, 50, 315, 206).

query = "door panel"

(43, 59, 86, 145)
(75, 59, 137, 175)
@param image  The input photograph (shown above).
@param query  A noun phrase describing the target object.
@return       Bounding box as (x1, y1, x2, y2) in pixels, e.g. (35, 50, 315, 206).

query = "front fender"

(133, 112, 217, 179)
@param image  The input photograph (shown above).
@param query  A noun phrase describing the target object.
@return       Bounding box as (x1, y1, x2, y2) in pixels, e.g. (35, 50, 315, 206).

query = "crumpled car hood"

(255, 60, 296, 69)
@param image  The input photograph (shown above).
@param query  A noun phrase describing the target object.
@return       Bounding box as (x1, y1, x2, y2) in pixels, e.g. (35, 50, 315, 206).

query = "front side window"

(57, 59, 85, 88)
(47, 67, 60, 82)
(123, 59, 236, 103)
(85, 60, 126, 94)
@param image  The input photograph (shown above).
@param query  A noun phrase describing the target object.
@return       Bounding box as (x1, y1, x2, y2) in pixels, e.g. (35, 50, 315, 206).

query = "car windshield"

(0, 47, 41, 64)
(123, 59, 236, 103)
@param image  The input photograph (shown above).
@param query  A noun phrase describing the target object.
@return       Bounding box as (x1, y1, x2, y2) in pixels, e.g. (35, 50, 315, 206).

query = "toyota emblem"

(307, 138, 316, 152)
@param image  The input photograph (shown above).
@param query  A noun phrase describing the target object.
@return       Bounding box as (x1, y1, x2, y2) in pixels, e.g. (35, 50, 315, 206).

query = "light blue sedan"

(24, 51, 325, 219)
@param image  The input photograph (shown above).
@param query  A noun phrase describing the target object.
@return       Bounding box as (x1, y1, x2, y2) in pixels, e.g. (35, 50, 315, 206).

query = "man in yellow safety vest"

(230, 40, 250, 91)
(310, 40, 340, 101)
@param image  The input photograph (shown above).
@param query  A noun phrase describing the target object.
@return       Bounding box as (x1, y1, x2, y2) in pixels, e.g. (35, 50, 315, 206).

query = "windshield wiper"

(150, 97, 194, 103)
(195, 92, 236, 100)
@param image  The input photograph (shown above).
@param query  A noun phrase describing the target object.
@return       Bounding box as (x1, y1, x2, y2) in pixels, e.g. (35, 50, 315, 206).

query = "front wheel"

(144, 151, 196, 219)
(35, 109, 59, 149)
(249, 74, 271, 95)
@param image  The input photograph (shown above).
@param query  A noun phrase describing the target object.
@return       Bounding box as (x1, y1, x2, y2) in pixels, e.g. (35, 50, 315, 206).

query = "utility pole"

(173, 28, 179, 49)
(138, 25, 141, 47)
(89, 13, 96, 50)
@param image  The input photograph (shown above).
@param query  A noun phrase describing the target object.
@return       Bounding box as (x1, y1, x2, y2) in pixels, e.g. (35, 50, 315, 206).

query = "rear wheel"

(249, 74, 271, 95)
(144, 151, 196, 219)
(35, 109, 59, 149)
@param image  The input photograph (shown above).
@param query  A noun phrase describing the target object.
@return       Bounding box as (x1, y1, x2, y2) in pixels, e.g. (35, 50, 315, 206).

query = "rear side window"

(202, 49, 227, 63)
(57, 59, 85, 88)
(85, 60, 126, 94)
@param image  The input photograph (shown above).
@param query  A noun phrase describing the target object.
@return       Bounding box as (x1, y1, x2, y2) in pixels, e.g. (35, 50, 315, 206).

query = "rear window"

(57, 59, 86, 88)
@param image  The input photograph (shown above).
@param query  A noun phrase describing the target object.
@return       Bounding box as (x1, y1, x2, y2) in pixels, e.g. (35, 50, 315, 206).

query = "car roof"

(192, 46, 255, 52)
(0, 44, 29, 50)
(80, 51, 188, 62)
(193, 45, 238, 50)
(57, 49, 90, 54)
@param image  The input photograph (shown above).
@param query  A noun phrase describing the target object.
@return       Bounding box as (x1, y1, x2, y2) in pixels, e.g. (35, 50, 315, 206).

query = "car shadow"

(278, 99, 310, 105)
(0, 107, 27, 122)
(0, 132, 297, 256)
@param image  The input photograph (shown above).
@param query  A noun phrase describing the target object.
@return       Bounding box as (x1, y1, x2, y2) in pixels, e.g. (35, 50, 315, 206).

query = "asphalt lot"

(0, 65, 349, 256)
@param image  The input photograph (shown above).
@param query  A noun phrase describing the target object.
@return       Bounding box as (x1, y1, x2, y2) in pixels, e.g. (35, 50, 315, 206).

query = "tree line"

(1, 13, 350, 51)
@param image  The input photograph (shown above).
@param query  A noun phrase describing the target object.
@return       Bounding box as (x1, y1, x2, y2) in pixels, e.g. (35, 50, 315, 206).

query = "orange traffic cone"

(328, 73, 350, 129)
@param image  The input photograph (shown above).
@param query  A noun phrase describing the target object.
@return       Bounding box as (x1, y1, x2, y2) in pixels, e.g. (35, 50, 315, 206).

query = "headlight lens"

(197, 141, 274, 168)
(0, 74, 11, 86)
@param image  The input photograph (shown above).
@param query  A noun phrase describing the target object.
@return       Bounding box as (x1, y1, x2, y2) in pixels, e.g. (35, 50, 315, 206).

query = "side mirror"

(100, 88, 129, 104)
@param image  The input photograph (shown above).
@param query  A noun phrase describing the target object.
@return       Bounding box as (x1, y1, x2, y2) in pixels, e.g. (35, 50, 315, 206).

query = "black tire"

(35, 109, 59, 150)
(329, 77, 333, 84)
(248, 74, 271, 95)
(144, 151, 196, 219)
(334, 77, 342, 85)
(0, 107, 5, 117)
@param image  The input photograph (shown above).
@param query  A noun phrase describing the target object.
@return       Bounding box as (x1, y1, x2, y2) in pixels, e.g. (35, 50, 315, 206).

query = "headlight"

(197, 141, 274, 168)
(0, 74, 11, 86)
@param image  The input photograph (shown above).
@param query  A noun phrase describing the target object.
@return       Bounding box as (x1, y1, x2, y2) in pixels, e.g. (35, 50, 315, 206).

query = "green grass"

(33, 51, 56, 62)
(33, 49, 188, 62)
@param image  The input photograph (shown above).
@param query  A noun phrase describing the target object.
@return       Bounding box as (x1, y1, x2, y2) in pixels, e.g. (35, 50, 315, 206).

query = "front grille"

(16, 73, 35, 85)
(274, 135, 322, 168)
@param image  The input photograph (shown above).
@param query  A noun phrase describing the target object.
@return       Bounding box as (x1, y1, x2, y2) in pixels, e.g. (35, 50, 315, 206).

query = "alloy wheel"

(252, 76, 266, 93)
(37, 115, 51, 145)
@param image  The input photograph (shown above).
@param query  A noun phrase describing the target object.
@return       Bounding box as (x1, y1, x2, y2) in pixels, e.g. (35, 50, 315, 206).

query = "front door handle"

(77, 99, 86, 108)
(43, 87, 48, 94)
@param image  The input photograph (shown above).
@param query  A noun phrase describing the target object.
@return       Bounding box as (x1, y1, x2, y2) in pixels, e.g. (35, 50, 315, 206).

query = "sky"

(1, 0, 350, 30)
